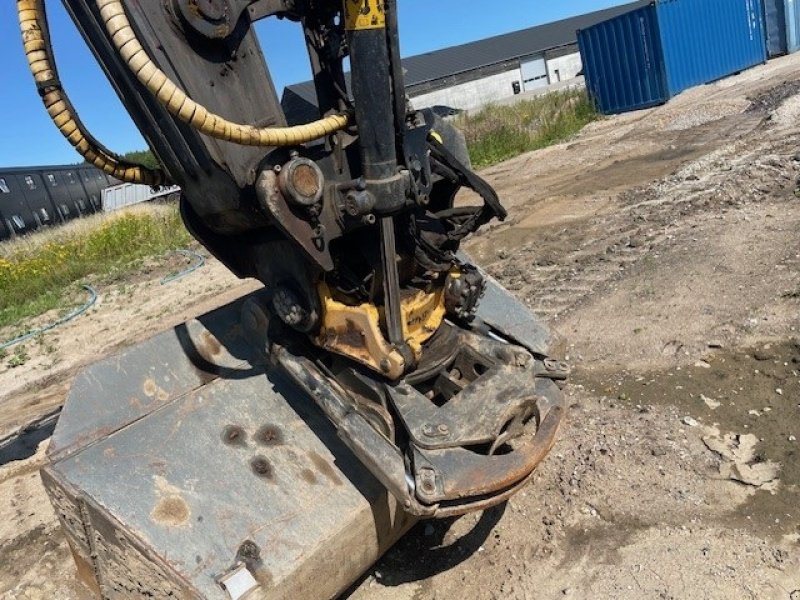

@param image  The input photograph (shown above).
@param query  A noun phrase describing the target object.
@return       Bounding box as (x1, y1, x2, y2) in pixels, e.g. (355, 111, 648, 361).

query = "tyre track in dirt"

(469, 114, 800, 324)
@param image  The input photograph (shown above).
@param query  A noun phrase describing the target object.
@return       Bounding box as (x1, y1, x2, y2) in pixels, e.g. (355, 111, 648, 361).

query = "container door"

(521, 57, 549, 91)
(764, 0, 788, 55)
(786, 0, 800, 52)
(43, 171, 77, 222)
(64, 170, 95, 215)
(18, 170, 61, 227)
(577, 5, 669, 114)
(0, 176, 14, 240)
(0, 213, 9, 241)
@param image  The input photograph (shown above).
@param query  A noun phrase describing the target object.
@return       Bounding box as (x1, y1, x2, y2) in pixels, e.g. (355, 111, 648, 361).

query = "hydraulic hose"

(0, 284, 97, 351)
(17, 0, 169, 186)
(95, 0, 350, 146)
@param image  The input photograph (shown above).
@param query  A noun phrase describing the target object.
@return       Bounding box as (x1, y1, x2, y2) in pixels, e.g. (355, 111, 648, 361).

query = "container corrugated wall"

(786, 0, 800, 52)
(577, 7, 668, 114)
(764, 0, 788, 55)
(579, 0, 768, 114)
(657, 0, 767, 93)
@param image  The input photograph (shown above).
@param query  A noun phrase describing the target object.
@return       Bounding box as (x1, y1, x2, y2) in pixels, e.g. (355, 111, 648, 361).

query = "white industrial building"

(282, 1, 646, 121)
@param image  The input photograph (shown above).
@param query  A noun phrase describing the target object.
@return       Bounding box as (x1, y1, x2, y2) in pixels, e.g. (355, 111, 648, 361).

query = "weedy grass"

(457, 88, 599, 168)
(0, 204, 191, 330)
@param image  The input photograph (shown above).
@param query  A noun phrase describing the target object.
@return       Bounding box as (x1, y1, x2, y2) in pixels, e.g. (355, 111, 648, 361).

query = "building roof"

(282, 0, 648, 120)
(0, 163, 95, 174)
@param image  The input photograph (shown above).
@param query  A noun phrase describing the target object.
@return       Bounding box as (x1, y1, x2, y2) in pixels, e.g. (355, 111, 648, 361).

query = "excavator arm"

(19, 0, 568, 517)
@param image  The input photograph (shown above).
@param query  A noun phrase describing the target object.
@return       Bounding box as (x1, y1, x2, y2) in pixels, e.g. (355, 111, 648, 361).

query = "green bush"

(457, 89, 599, 168)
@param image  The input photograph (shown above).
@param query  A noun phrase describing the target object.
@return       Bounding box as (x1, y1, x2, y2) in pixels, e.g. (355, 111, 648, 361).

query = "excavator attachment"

(43, 274, 563, 598)
(21, 0, 571, 595)
(42, 293, 414, 599)
(271, 269, 568, 517)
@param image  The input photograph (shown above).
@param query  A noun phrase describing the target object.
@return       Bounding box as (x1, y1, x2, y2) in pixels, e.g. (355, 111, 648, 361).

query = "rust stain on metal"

(337, 319, 368, 350)
(292, 163, 320, 196)
(300, 468, 318, 485)
(143, 378, 157, 398)
(323, 319, 372, 364)
(151, 495, 191, 527)
(142, 379, 169, 402)
(103, 447, 116, 458)
(236, 541, 273, 587)
(200, 330, 222, 356)
(307, 451, 342, 486)
(66, 540, 102, 596)
(221, 425, 247, 447)
(255, 424, 284, 447)
(250, 456, 275, 482)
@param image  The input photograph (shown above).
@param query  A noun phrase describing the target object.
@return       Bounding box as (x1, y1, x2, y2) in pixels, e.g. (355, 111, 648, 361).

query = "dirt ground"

(2, 53, 800, 599)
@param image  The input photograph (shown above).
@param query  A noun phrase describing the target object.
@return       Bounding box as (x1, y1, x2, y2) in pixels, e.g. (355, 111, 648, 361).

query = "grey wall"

(409, 68, 523, 111)
(409, 51, 584, 113)
(546, 52, 583, 83)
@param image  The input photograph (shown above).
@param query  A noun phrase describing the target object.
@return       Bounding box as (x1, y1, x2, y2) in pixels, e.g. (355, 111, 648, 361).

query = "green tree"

(122, 149, 160, 170)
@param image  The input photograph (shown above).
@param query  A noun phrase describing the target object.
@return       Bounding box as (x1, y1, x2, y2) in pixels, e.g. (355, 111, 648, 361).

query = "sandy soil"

(3, 53, 800, 599)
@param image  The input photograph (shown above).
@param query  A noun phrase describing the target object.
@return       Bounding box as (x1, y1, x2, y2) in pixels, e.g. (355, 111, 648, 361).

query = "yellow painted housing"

(343, 0, 387, 30)
(316, 283, 446, 379)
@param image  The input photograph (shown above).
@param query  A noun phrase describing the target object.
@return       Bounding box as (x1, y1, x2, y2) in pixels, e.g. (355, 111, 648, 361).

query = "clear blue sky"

(1, 1, 628, 167)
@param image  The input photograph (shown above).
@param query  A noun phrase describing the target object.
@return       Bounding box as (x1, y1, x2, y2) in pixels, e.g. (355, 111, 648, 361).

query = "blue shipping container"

(578, 0, 768, 114)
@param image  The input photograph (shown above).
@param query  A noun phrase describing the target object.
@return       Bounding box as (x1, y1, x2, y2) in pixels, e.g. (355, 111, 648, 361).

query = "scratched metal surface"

(46, 279, 553, 597)
(473, 270, 553, 357)
(49, 364, 399, 598)
(49, 294, 261, 461)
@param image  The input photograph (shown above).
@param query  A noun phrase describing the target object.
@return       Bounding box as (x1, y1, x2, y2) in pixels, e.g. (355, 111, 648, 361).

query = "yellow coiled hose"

(95, 0, 349, 146)
(18, 0, 168, 186)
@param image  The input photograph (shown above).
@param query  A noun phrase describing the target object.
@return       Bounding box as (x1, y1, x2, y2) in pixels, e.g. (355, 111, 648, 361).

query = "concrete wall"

(410, 68, 523, 111)
(545, 52, 583, 84)
(409, 51, 584, 113)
